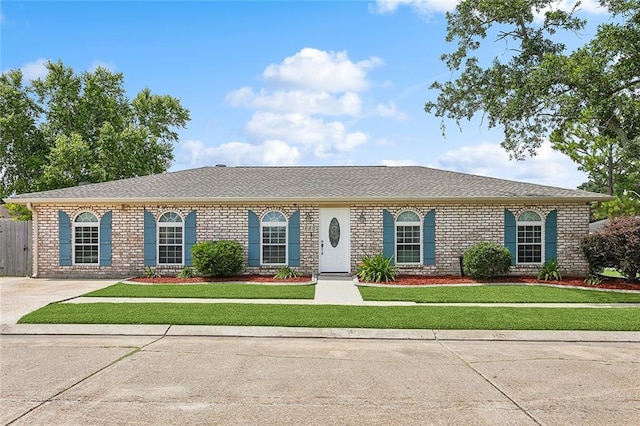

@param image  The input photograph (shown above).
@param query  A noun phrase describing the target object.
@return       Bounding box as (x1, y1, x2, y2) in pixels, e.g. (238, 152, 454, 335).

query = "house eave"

(5, 195, 614, 206)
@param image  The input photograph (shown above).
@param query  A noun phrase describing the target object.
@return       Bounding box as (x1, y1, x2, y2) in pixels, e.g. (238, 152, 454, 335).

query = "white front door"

(319, 208, 350, 273)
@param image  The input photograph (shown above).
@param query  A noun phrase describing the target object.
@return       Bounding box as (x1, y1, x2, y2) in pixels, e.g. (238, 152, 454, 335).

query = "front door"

(319, 208, 350, 273)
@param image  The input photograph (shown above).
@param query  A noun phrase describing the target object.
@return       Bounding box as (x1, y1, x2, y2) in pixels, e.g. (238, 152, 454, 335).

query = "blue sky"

(2, 0, 609, 189)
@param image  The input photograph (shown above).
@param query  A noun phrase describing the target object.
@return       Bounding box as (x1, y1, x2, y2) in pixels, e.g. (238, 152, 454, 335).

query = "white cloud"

(430, 142, 588, 189)
(226, 87, 362, 116)
(177, 139, 300, 167)
(371, 0, 457, 15)
(262, 47, 383, 93)
(244, 112, 369, 154)
(375, 101, 408, 120)
(534, 0, 605, 22)
(20, 58, 48, 81)
(89, 60, 116, 72)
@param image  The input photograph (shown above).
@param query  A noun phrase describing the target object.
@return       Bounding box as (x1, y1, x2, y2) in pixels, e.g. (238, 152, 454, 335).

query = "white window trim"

(72, 211, 100, 266)
(395, 210, 422, 265)
(260, 211, 288, 266)
(157, 211, 185, 266)
(516, 210, 545, 265)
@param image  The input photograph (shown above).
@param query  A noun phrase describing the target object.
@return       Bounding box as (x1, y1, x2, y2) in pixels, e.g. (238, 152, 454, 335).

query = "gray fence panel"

(0, 220, 32, 277)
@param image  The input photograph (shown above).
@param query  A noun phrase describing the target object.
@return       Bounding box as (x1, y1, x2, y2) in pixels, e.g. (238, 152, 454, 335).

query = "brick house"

(6, 166, 611, 278)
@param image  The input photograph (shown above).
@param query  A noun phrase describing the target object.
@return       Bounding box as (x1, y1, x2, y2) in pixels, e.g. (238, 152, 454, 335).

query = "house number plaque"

(329, 218, 340, 247)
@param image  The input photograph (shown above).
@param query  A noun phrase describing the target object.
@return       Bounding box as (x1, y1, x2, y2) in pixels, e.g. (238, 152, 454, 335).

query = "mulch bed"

(128, 274, 640, 290)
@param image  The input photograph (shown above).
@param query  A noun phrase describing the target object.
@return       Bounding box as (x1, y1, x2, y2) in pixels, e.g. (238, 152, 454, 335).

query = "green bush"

(537, 258, 562, 281)
(357, 253, 397, 283)
(462, 242, 511, 279)
(191, 240, 244, 277)
(274, 267, 301, 280)
(178, 266, 195, 278)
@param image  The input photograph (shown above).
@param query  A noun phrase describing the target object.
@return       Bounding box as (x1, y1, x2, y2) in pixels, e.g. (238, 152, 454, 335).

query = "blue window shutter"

(184, 210, 197, 266)
(58, 210, 72, 266)
(382, 210, 395, 263)
(143, 209, 156, 266)
(423, 210, 436, 266)
(545, 209, 558, 262)
(504, 209, 517, 265)
(248, 210, 260, 266)
(99, 211, 112, 266)
(288, 211, 300, 267)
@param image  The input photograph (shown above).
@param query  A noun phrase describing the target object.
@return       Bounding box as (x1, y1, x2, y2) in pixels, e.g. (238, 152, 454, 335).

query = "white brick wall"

(33, 202, 590, 278)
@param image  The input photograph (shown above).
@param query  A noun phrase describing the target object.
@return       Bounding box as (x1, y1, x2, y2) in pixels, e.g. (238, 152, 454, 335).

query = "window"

(261, 211, 287, 265)
(396, 211, 421, 264)
(158, 211, 183, 265)
(73, 212, 99, 265)
(517, 211, 543, 264)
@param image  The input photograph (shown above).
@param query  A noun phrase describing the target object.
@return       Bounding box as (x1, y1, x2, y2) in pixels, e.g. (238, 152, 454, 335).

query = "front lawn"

(359, 285, 640, 303)
(84, 283, 315, 299)
(18, 303, 640, 330)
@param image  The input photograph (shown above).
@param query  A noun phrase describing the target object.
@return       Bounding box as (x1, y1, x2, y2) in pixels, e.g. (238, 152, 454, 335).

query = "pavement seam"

(435, 339, 544, 426)
(4, 328, 170, 425)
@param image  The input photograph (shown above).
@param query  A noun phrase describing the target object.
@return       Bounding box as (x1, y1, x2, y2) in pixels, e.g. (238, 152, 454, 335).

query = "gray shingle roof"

(7, 165, 612, 204)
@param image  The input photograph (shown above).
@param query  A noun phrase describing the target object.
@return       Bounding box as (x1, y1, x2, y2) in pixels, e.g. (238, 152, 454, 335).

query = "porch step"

(315, 275, 364, 304)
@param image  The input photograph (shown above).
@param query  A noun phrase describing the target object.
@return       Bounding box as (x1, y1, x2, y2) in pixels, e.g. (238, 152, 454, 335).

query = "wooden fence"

(0, 220, 32, 277)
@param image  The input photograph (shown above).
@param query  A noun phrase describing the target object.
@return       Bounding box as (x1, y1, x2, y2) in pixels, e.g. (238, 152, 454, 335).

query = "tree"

(426, 0, 640, 213)
(0, 60, 190, 204)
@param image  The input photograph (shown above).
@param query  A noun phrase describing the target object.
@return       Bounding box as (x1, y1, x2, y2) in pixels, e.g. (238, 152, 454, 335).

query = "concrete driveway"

(0, 277, 116, 324)
(1, 334, 639, 425)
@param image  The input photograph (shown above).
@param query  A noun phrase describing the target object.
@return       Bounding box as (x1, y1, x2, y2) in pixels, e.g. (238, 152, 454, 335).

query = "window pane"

(263, 245, 286, 264)
(397, 225, 421, 263)
(159, 246, 183, 264)
(158, 224, 183, 264)
(397, 245, 421, 263)
(397, 211, 420, 222)
(517, 244, 542, 263)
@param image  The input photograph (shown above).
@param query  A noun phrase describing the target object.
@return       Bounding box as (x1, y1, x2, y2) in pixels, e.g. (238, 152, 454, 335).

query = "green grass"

(84, 283, 315, 299)
(17, 303, 640, 330)
(359, 285, 640, 303)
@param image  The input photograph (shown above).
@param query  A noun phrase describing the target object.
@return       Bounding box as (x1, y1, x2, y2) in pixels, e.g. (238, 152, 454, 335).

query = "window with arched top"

(517, 210, 543, 264)
(74, 212, 99, 264)
(261, 211, 287, 265)
(396, 211, 422, 264)
(158, 211, 184, 265)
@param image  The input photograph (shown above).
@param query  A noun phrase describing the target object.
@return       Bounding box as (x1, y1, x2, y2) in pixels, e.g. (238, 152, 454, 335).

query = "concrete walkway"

(313, 274, 364, 304)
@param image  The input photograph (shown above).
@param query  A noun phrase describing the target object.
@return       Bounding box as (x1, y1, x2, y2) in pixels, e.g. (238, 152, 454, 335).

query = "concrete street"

(2, 334, 639, 425)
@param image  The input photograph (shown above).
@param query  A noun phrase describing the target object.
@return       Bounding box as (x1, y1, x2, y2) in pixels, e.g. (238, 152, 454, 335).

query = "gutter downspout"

(27, 203, 38, 278)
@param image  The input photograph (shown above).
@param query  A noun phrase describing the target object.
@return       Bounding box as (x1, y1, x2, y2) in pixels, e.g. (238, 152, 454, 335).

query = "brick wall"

(33, 202, 590, 278)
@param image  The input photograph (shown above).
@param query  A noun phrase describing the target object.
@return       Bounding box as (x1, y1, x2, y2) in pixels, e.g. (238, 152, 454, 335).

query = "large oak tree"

(426, 0, 639, 215)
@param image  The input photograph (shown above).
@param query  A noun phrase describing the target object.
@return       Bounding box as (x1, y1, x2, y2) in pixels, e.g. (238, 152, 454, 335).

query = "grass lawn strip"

(84, 283, 315, 299)
(359, 285, 640, 304)
(18, 303, 640, 331)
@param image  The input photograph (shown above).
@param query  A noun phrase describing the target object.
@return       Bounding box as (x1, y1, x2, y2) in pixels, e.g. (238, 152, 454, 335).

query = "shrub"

(582, 216, 640, 281)
(178, 266, 195, 278)
(274, 267, 301, 280)
(537, 258, 562, 281)
(191, 240, 244, 277)
(144, 267, 160, 278)
(462, 242, 511, 279)
(357, 253, 397, 283)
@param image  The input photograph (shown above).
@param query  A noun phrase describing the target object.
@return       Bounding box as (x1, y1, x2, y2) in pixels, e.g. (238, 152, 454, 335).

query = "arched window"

(261, 211, 287, 265)
(74, 212, 99, 264)
(396, 211, 421, 264)
(517, 211, 543, 264)
(158, 211, 184, 265)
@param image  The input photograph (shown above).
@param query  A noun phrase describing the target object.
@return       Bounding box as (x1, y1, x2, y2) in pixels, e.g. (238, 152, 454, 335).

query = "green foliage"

(582, 216, 640, 281)
(177, 266, 195, 279)
(2, 203, 32, 220)
(537, 258, 562, 282)
(274, 267, 301, 280)
(191, 240, 244, 277)
(584, 275, 603, 286)
(144, 267, 160, 278)
(462, 242, 511, 279)
(0, 60, 190, 197)
(427, 1, 640, 196)
(357, 253, 397, 283)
